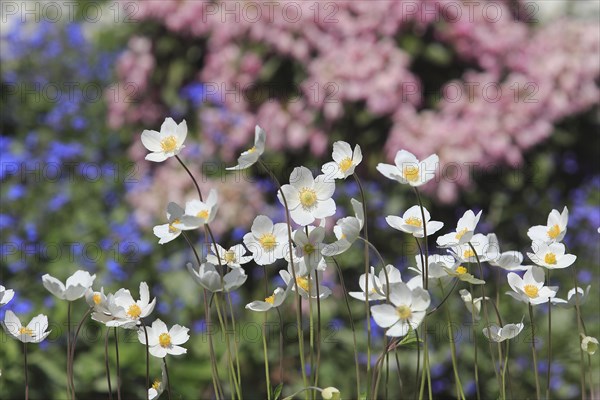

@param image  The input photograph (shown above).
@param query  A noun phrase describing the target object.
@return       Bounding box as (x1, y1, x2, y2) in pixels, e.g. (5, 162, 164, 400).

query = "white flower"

(153, 203, 185, 244)
(551, 286, 591, 308)
(243, 215, 289, 265)
(111, 282, 156, 328)
(321, 141, 362, 180)
(443, 264, 486, 285)
(138, 319, 189, 358)
(85, 287, 109, 312)
(321, 387, 341, 400)
(527, 242, 576, 270)
(349, 265, 402, 302)
(279, 265, 331, 299)
(459, 289, 487, 321)
(179, 189, 219, 229)
(0, 285, 15, 307)
(278, 166, 336, 226)
(42, 270, 96, 301)
(409, 254, 458, 281)
(506, 266, 557, 305)
(207, 243, 252, 268)
(246, 287, 289, 312)
(187, 262, 247, 292)
(581, 335, 599, 355)
(386, 205, 443, 238)
(294, 227, 326, 272)
(487, 234, 528, 271)
(226, 125, 266, 170)
(448, 233, 499, 263)
(148, 363, 167, 400)
(483, 322, 524, 342)
(322, 199, 364, 256)
(370, 283, 430, 337)
(436, 210, 483, 248)
(141, 118, 187, 162)
(376, 149, 438, 187)
(3, 311, 51, 343)
(527, 206, 568, 243)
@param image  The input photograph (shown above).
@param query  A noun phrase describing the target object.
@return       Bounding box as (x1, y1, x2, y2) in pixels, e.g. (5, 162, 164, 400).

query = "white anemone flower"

(527, 206, 568, 243)
(483, 322, 525, 342)
(148, 363, 167, 400)
(376, 149, 438, 187)
(487, 234, 528, 271)
(551, 286, 591, 308)
(278, 166, 336, 226)
(153, 202, 185, 244)
(90, 293, 127, 327)
(279, 264, 331, 299)
(436, 210, 483, 248)
(527, 242, 576, 270)
(448, 233, 499, 263)
(294, 227, 326, 272)
(322, 199, 364, 256)
(141, 118, 187, 162)
(111, 282, 156, 328)
(443, 265, 486, 285)
(371, 283, 431, 337)
(581, 335, 599, 355)
(138, 319, 189, 358)
(42, 270, 96, 301)
(321, 141, 362, 180)
(459, 289, 487, 321)
(243, 215, 289, 265)
(0, 285, 15, 307)
(207, 243, 252, 268)
(85, 287, 109, 312)
(506, 266, 557, 305)
(179, 189, 219, 228)
(246, 287, 289, 312)
(321, 387, 341, 400)
(386, 205, 443, 238)
(3, 311, 51, 343)
(349, 265, 402, 301)
(187, 262, 247, 292)
(409, 254, 459, 281)
(226, 125, 266, 170)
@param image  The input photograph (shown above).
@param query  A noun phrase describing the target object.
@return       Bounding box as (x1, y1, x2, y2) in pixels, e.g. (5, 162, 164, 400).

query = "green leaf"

(273, 383, 284, 400)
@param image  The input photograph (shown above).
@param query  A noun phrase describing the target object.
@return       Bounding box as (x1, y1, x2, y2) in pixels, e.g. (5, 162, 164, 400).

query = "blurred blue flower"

(6, 184, 26, 200)
(48, 193, 70, 211)
(181, 82, 206, 107)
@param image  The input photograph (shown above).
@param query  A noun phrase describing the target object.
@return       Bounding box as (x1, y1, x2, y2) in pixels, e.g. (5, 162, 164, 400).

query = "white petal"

(175, 119, 187, 145)
(42, 274, 66, 299)
(371, 304, 399, 328)
(145, 152, 169, 162)
(141, 130, 163, 152)
(312, 198, 336, 219)
(385, 321, 410, 337)
(169, 325, 190, 345)
(251, 215, 274, 236)
(289, 166, 314, 190)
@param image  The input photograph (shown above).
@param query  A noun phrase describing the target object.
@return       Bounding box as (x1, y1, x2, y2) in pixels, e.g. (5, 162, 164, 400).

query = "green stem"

(227, 292, 243, 396)
(546, 270, 552, 400)
(114, 328, 121, 400)
(528, 304, 541, 400)
(104, 328, 113, 400)
(142, 323, 150, 398)
(69, 307, 93, 399)
(314, 271, 322, 393)
(175, 154, 203, 201)
(215, 294, 241, 399)
(24, 342, 29, 400)
(67, 302, 72, 400)
(440, 280, 465, 400)
(501, 340, 510, 400)
(263, 311, 272, 400)
(469, 283, 481, 400)
(163, 357, 173, 400)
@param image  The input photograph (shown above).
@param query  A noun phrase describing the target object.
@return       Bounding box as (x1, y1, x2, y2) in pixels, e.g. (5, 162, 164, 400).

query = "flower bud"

(321, 387, 340, 400)
(581, 336, 599, 355)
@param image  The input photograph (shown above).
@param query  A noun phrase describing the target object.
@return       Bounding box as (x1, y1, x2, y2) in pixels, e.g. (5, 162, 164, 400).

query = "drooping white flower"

(141, 118, 187, 162)
(245, 287, 289, 312)
(322, 199, 364, 256)
(459, 289, 487, 321)
(0, 285, 15, 307)
(153, 203, 185, 244)
(207, 243, 252, 268)
(226, 125, 266, 170)
(148, 363, 167, 400)
(349, 265, 403, 302)
(506, 266, 557, 305)
(370, 283, 430, 337)
(279, 264, 331, 299)
(294, 227, 326, 272)
(527, 242, 576, 270)
(409, 254, 459, 281)
(278, 166, 336, 226)
(3, 311, 51, 343)
(487, 234, 528, 271)
(386, 205, 443, 238)
(581, 335, 599, 355)
(321, 387, 341, 400)
(436, 210, 483, 248)
(243, 215, 289, 266)
(42, 270, 96, 301)
(138, 319, 189, 358)
(85, 287, 109, 312)
(321, 141, 362, 180)
(186, 262, 247, 292)
(527, 206, 568, 244)
(483, 322, 525, 342)
(111, 282, 156, 328)
(349, 267, 384, 302)
(448, 233, 499, 263)
(179, 189, 219, 229)
(551, 286, 591, 308)
(376, 150, 438, 187)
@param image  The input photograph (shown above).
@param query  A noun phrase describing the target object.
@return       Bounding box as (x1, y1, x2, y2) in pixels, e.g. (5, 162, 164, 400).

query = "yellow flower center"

(405, 216, 422, 227)
(396, 305, 412, 320)
(224, 250, 236, 263)
(19, 326, 33, 336)
(463, 249, 476, 259)
(296, 276, 310, 292)
(544, 252, 557, 265)
(303, 243, 315, 255)
(339, 157, 353, 173)
(547, 224, 561, 239)
(299, 188, 317, 208)
(196, 210, 209, 220)
(455, 228, 468, 240)
(152, 379, 161, 390)
(160, 135, 178, 152)
(524, 284, 539, 298)
(402, 165, 420, 182)
(159, 332, 172, 348)
(247, 146, 256, 153)
(93, 293, 102, 305)
(127, 304, 142, 319)
(259, 233, 277, 251)
(265, 294, 276, 304)
(456, 266, 467, 275)
(168, 219, 181, 233)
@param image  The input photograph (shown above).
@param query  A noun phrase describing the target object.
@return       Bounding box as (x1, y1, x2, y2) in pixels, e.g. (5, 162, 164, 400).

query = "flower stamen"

(259, 233, 277, 251)
(160, 136, 178, 152)
(158, 332, 172, 348)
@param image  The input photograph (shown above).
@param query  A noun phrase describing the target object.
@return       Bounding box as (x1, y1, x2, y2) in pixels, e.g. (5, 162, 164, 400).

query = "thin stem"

(440, 279, 465, 400)
(426, 278, 459, 316)
(276, 308, 284, 384)
(69, 307, 93, 398)
(314, 272, 322, 392)
(412, 188, 429, 290)
(469, 283, 481, 400)
(67, 302, 72, 400)
(414, 328, 421, 400)
(163, 357, 173, 400)
(175, 154, 203, 202)
(143, 323, 150, 397)
(529, 303, 541, 400)
(104, 328, 113, 400)
(546, 270, 552, 400)
(227, 292, 243, 396)
(263, 311, 272, 400)
(114, 328, 121, 400)
(24, 342, 29, 400)
(215, 294, 241, 399)
(357, 237, 386, 268)
(501, 340, 510, 400)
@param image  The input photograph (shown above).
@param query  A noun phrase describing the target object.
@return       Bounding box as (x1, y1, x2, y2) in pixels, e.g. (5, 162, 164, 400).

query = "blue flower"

(6, 184, 26, 200)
